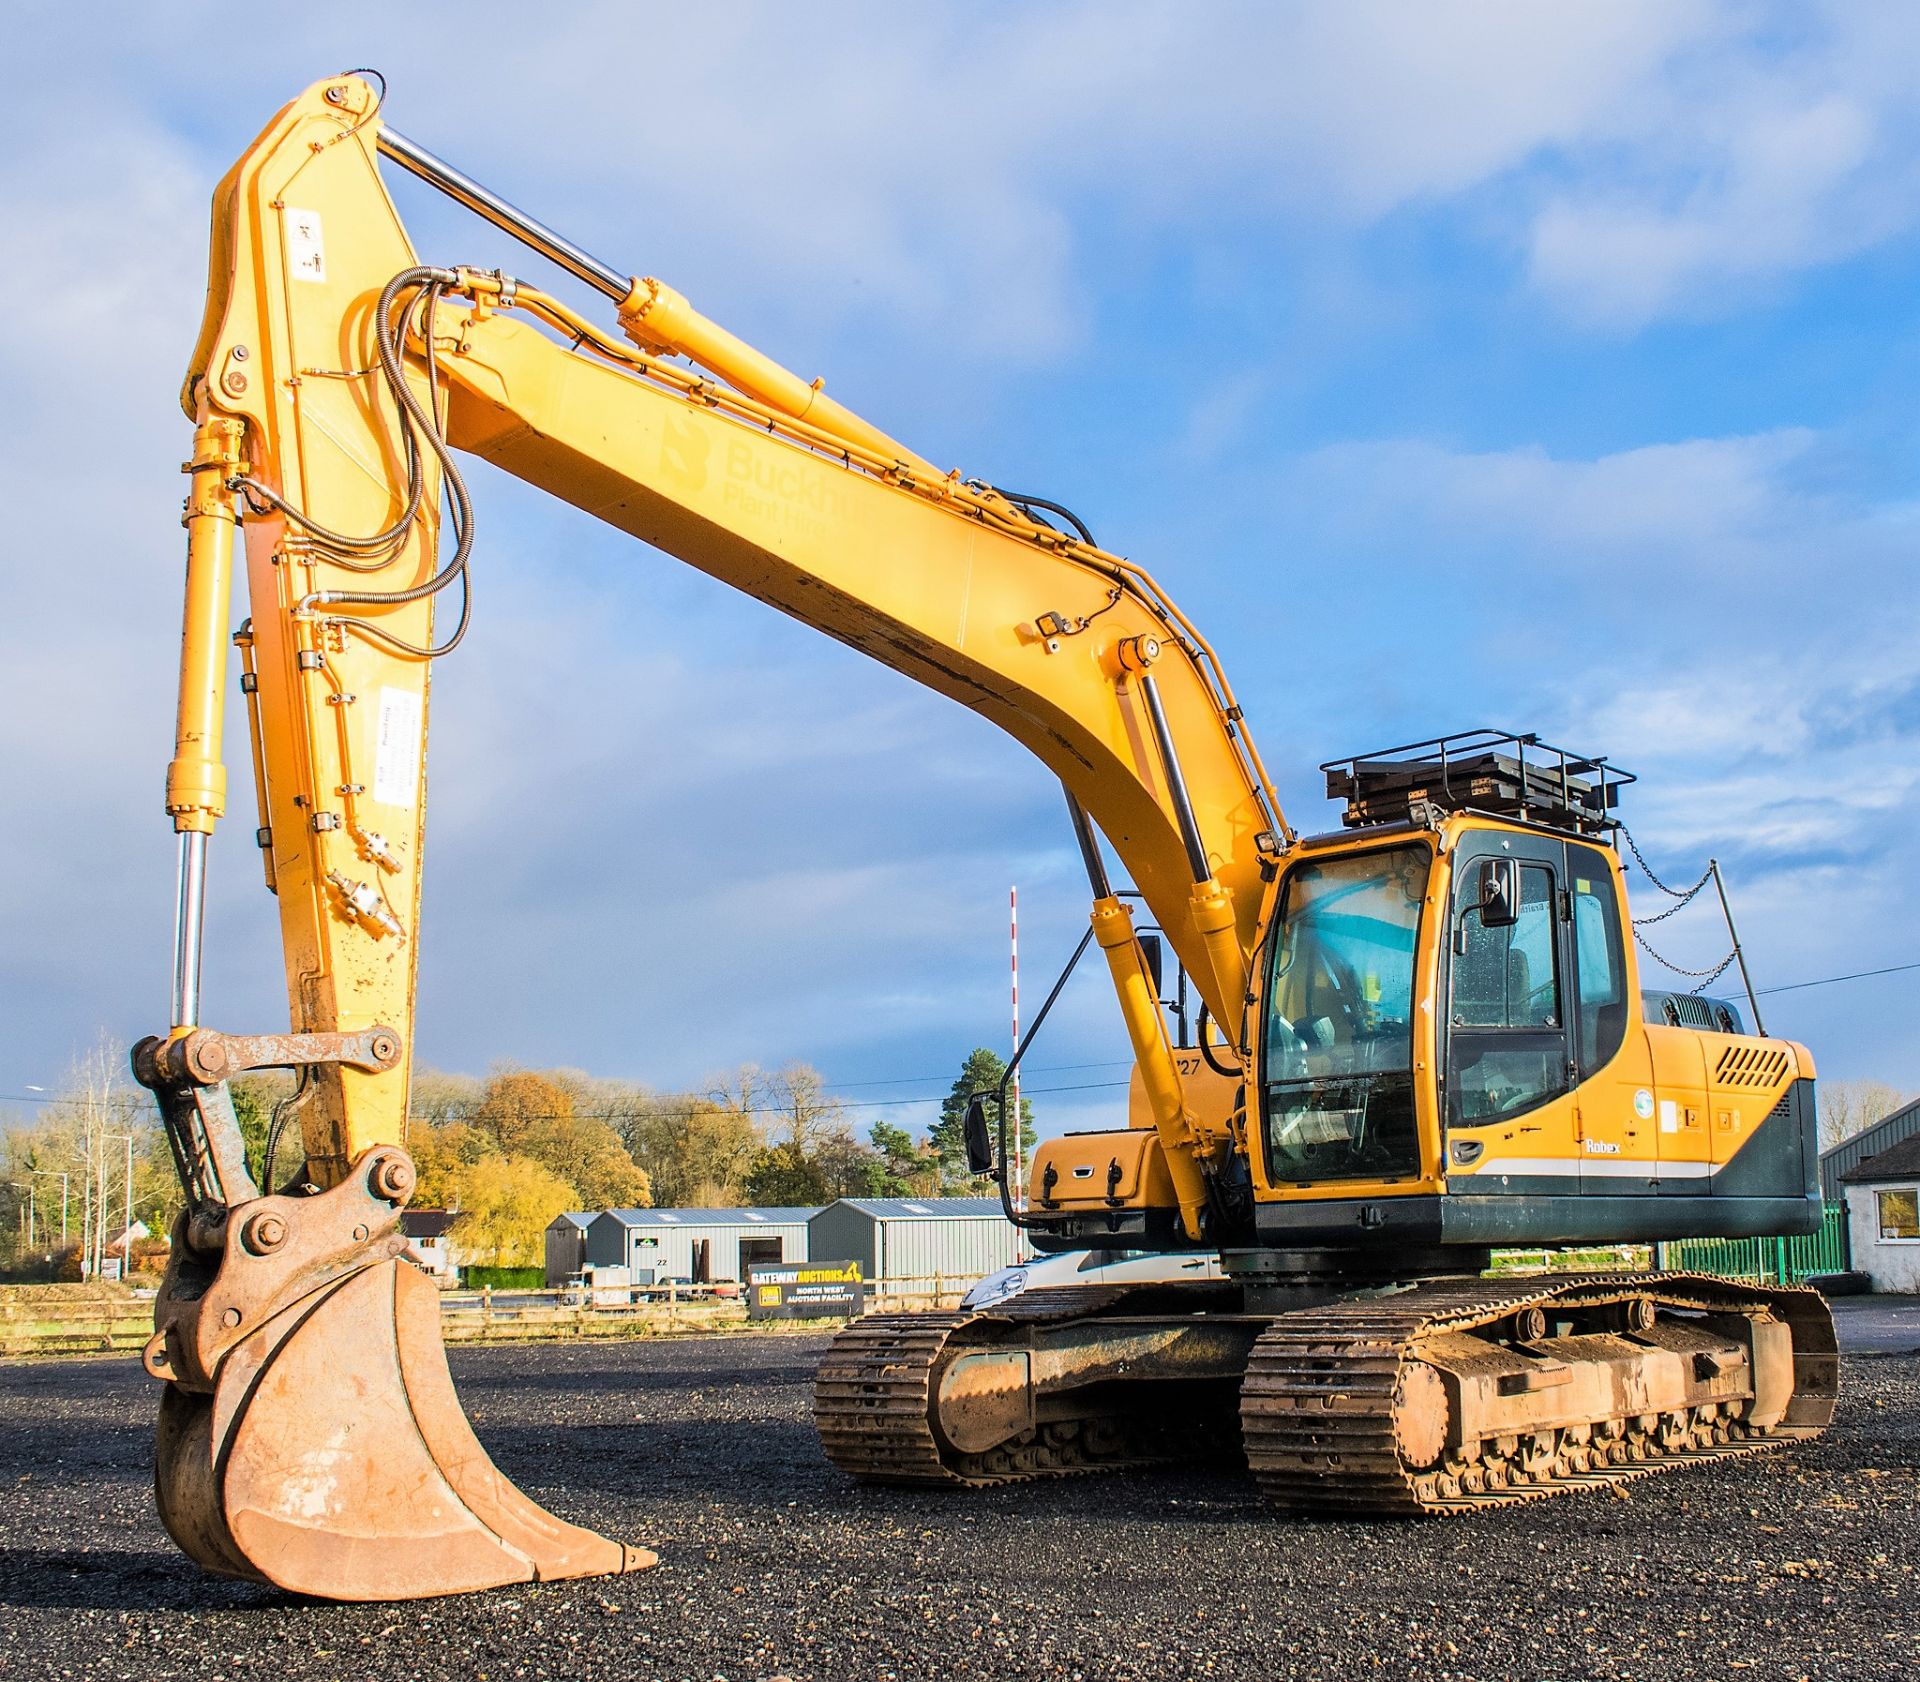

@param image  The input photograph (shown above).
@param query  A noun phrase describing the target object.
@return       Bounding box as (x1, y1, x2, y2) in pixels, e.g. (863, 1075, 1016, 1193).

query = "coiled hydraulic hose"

(233, 265, 477, 656)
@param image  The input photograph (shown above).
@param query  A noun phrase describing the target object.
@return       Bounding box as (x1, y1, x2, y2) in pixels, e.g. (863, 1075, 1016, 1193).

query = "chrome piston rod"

(376, 126, 630, 303)
(171, 830, 208, 1030)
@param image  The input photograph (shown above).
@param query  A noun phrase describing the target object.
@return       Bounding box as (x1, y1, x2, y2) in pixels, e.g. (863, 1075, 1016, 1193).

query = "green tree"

(744, 1142, 828, 1206)
(230, 1080, 270, 1179)
(868, 1120, 940, 1195)
(229, 1071, 303, 1187)
(931, 1048, 1035, 1187)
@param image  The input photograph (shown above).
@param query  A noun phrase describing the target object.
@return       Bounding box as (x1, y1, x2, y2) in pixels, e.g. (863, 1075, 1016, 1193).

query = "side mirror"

(1477, 856, 1520, 929)
(963, 1094, 996, 1176)
(1138, 933, 1164, 1002)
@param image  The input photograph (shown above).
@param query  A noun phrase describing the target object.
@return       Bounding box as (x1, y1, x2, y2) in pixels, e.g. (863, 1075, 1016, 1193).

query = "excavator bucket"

(136, 1048, 653, 1600)
(153, 1258, 654, 1599)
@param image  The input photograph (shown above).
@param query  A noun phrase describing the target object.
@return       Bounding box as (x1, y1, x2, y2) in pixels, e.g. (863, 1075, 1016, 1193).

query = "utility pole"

(4, 1184, 34, 1252)
(1708, 859, 1767, 1037)
(100, 1134, 135, 1280)
(28, 1169, 69, 1248)
(1009, 885, 1022, 1215)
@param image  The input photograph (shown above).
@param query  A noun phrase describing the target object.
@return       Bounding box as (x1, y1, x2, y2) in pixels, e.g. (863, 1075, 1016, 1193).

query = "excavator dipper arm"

(144, 74, 1286, 1599)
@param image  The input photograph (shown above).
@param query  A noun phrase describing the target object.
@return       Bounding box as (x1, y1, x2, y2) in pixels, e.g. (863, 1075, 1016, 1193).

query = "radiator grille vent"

(1714, 1043, 1791, 1089)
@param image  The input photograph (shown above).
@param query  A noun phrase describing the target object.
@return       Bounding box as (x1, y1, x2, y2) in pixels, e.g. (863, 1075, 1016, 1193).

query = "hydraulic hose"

(304, 266, 473, 612)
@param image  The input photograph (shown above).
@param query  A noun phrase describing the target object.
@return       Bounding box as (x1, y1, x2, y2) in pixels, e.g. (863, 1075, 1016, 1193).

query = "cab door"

(1563, 841, 1655, 1191)
(1442, 830, 1576, 1192)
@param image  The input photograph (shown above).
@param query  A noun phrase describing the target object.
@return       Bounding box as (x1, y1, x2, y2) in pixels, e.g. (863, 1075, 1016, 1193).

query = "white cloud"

(6, 6, 1920, 1106)
(1288, 428, 1825, 567)
(1524, 12, 1920, 326)
(18, 1, 1916, 366)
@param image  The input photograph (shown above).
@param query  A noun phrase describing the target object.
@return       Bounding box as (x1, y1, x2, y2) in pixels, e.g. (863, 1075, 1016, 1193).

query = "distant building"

(544, 1211, 592, 1286)
(1841, 1135, 1920, 1294)
(1820, 1098, 1920, 1202)
(584, 1207, 819, 1284)
(808, 1197, 1021, 1284)
(401, 1209, 461, 1284)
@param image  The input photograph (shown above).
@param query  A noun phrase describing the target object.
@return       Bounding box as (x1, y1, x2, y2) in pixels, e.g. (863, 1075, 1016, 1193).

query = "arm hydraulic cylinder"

(165, 415, 246, 1028)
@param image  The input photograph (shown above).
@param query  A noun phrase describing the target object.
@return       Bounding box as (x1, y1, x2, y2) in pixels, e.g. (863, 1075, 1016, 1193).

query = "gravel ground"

(0, 1312, 1915, 1682)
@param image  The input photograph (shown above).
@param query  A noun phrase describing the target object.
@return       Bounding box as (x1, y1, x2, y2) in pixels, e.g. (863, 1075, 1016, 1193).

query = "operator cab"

(1249, 729, 1817, 1250)
(1263, 731, 1632, 1191)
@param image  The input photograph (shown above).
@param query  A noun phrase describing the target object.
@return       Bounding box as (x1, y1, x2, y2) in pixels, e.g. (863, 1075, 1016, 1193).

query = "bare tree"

(1819, 1079, 1912, 1152)
(6, 1036, 163, 1276)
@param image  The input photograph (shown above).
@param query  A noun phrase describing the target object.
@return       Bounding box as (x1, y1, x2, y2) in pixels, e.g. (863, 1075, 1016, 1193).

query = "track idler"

(142, 1139, 653, 1599)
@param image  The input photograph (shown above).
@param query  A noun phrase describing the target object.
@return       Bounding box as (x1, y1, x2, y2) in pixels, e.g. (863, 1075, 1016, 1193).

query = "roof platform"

(1321, 727, 1633, 838)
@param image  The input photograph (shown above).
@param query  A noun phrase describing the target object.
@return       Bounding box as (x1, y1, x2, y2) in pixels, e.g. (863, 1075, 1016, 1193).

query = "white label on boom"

(285, 207, 327, 282)
(373, 687, 422, 808)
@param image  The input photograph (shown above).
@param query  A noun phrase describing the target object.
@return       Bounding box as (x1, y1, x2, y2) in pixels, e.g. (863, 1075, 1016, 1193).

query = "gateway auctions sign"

(747, 1260, 865, 1320)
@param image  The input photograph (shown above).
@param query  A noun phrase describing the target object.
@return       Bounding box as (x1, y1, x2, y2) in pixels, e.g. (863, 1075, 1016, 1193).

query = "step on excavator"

(139, 74, 1837, 1600)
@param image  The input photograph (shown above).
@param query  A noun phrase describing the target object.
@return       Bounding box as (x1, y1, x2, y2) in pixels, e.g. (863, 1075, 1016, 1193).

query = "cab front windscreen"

(1261, 844, 1429, 1183)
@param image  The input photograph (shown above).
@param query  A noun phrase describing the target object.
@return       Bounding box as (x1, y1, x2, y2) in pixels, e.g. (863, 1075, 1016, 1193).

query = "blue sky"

(2, 3, 1916, 1138)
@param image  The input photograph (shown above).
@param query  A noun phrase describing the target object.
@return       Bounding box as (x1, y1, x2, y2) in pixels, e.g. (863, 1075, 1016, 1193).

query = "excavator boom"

(143, 73, 1286, 1598)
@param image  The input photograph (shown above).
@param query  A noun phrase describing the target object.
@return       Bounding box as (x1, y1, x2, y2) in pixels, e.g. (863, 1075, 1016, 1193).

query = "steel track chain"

(1240, 1271, 1837, 1516)
(814, 1272, 1836, 1509)
(813, 1285, 1237, 1486)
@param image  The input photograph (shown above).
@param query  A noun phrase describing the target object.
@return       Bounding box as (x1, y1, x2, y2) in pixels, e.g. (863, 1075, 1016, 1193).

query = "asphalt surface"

(1826, 1294, 1920, 1355)
(0, 1305, 1916, 1682)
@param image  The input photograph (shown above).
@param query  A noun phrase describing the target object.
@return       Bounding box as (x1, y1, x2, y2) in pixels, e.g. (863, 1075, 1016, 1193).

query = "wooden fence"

(439, 1274, 969, 1343)
(0, 1275, 977, 1359)
(0, 1289, 153, 1358)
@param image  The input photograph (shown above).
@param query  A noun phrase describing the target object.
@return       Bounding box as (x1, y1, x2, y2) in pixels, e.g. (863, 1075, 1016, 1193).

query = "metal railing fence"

(1654, 1203, 1850, 1284)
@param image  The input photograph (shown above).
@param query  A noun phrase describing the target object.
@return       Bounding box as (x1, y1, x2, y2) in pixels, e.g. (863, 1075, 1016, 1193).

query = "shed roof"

(402, 1209, 461, 1239)
(546, 1211, 593, 1232)
(1842, 1133, 1920, 1184)
(817, 1197, 1005, 1221)
(592, 1206, 820, 1227)
(1818, 1097, 1920, 1200)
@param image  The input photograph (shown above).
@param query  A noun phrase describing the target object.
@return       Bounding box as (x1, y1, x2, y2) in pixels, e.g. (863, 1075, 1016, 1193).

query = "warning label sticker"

(285, 207, 327, 283)
(373, 687, 422, 808)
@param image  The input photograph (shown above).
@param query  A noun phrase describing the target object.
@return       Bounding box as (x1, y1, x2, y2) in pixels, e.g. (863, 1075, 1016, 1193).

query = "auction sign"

(747, 1260, 865, 1320)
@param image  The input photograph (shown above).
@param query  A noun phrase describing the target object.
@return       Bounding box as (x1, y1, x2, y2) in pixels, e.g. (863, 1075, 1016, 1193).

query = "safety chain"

(1619, 826, 1739, 985)
(1631, 927, 1739, 986)
(1633, 882, 1708, 926)
(1619, 826, 1713, 907)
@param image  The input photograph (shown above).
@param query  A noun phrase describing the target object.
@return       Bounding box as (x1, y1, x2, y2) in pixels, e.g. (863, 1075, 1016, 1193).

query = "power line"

(6, 952, 1910, 1119)
(822, 1058, 1131, 1090)
(1755, 960, 1920, 998)
(0, 1077, 1133, 1120)
(0, 1061, 1137, 1114)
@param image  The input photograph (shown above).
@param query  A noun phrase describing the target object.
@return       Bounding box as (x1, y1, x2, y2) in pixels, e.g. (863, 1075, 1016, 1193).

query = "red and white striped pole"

(1009, 885, 1022, 1214)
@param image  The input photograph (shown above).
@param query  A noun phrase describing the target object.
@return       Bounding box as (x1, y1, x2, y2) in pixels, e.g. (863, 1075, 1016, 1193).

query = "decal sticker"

(1633, 1089, 1655, 1121)
(285, 208, 326, 283)
(1659, 1099, 1680, 1134)
(1583, 1139, 1621, 1155)
(373, 686, 423, 808)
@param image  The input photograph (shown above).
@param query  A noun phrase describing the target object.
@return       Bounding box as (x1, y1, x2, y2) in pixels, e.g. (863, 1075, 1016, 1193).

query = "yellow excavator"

(139, 74, 1836, 1601)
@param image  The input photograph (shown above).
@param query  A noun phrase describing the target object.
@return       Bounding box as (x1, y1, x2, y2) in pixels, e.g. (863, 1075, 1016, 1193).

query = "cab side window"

(1453, 864, 1560, 1029)
(1568, 844, 1628, 1072)
(1449, 862, 1567, 1123)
